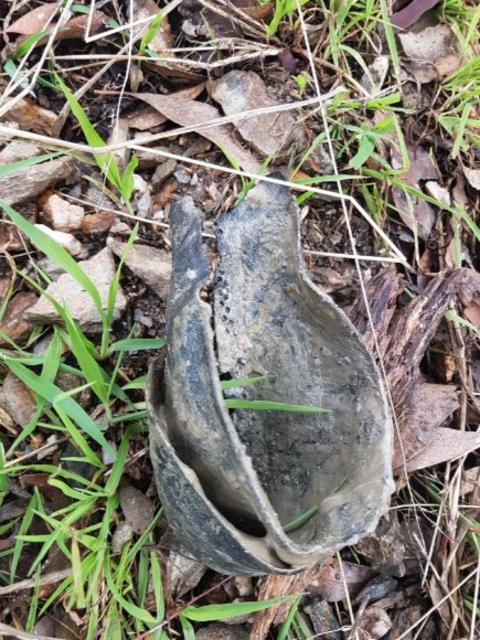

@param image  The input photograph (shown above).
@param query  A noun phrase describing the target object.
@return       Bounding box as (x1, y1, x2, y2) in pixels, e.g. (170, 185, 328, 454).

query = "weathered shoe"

(147, 180, 393, 575)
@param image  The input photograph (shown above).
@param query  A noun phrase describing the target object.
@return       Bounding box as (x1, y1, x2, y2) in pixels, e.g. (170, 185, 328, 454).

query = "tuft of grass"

(55, 74, 139, 208)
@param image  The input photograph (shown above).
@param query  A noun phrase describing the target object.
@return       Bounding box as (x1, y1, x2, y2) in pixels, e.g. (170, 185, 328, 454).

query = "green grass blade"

(108, 338, 167, 353)
(223, 399, 330, 414)
(2, 358, 110, 451)
(0, 201, 103, 313)
(55, 74, 122, 189)
(0, 153, 62, 179)
(14, 30, 50, 59)
(220, 375, 273, 390)
(182, 595, 298, 622)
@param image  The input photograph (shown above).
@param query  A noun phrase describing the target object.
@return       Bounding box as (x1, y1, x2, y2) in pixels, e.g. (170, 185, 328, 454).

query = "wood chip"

(0, 156, 73, 205)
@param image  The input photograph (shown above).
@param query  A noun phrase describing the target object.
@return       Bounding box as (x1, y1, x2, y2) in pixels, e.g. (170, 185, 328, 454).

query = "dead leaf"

(126, 83, 205, 130)
(460, 466, 480, 496)
(399, 25, 461, 77)
(168, 552, 207, 598)
(6, 3, 58, 34)
(358, 606, 392, 639)
(351, 267, 480, 471)
(405, 427, 480, 472)
(463, 302, 480, 330)
(356, 515, 407, 578)
(133, 0, 173, 53)
(464, 167, 480, 191)
(391, 144, 438, 241)
(0, 221, 22, 251)
(393, 383, 459, 470)
(309, 557, 374, 603)
(134, 93, 260, 173)
(392, 0, 441, 30)
(211, 70, 304, 158)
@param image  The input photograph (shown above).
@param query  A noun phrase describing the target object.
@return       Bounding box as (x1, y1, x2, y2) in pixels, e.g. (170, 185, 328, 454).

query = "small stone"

(464, 167, 480, 191)
(425, 180, 451, 206)
(25, 247, 127, 332)
(81, 212, 116, 235)
(107, 238, 171, 298)
(359, 606, 392, 639)
(133, 174, 152, 218)
(109, 221, 131, 236)
(112, 521, 134, 553)
(152, 159, 177, 185)
(169, 552, 207, 597)
(0, 372, 36, 427)
(119, 481, 156, 534)
(174, 168, 191, 185)
(34, 224, 86, 257)
(0, 291, 37, 346)
(39, 193, 85, 232)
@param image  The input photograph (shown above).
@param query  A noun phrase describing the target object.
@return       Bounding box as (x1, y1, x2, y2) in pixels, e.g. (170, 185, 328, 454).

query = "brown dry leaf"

(399, 25, 461, 78)
(211, 70, 304, 158)
(393, 382, 459, 470)
(405, 427, 480, 473)
(464, 167, 480, 190)
(134, 93, 261, 173)
(460, 466, 480, 496)
(6, 3, 58, 34)
(312, 557, 375, 602)
(392, 0, 440, 30)
(358, 606, 392, 639)
(0, 221, 22, 251)
(126, 83, 205, 130)
(134, 0, 173, 53)
(391, 144, 438, 241)
(463, 302, 480, 330)
(7, 4, 106, 45)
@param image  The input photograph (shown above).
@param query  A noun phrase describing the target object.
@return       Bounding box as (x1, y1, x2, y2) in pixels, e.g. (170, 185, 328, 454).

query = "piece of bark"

(350, 267, 480, 469)
(0, 156, 73, 205)
(250, 567, 320, 640)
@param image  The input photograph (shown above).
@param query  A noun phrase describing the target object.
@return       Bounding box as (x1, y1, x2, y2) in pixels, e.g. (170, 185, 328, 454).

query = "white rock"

(25, 247, 127, 332)
(464, 167, 480, 191)
(40, 193, 85, 232)
(34, 224, 86, 257)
